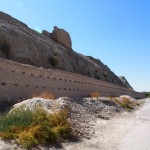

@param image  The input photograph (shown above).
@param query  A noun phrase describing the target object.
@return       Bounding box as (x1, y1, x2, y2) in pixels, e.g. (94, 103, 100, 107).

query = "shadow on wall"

(0, 97, 24, 112)
(0, 35, 10, 59)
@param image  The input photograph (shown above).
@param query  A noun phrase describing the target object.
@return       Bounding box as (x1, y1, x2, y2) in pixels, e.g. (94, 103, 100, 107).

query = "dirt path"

(63, 98, 150, 150)
(118, 98, 150, 150)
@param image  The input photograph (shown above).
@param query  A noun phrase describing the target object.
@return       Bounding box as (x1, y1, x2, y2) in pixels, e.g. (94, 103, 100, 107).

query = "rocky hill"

(0, 11, 128, 87)
(119, 76, 133, 90)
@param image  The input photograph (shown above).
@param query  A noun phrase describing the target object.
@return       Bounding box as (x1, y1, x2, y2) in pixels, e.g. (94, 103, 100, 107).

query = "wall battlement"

(0, 58, 145, 104)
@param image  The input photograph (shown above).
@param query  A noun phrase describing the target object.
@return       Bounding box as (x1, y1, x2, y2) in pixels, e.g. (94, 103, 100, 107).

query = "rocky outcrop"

(0, 11, 128, 87)
(51, 26, 72, 50)
(119, 76, 133, 90)
(42, 30, 51, 39)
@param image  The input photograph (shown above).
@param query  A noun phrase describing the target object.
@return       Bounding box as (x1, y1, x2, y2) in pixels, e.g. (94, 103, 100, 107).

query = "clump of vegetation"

(88, 92, 101, 98)
(0, 108, 71, 148)
(32, 92, 56, 100)
(144, 92, 150, 98)
(114, 97, 140, 111)
(49, 52, 59, 67)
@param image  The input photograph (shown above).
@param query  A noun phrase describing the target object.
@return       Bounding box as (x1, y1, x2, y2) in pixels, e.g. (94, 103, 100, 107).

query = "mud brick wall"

(0, 58, 145, 104)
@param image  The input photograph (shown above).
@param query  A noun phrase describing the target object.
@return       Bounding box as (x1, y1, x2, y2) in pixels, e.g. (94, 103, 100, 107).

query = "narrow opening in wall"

(1, 82, 6, 86)
(14, 83, 18, 86)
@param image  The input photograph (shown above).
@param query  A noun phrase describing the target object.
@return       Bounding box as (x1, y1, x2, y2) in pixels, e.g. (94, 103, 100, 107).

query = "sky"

(0, 0, 149, 92)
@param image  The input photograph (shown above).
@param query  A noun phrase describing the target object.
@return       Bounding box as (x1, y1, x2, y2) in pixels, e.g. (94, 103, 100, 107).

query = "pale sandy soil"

(63, 98, 150, 150)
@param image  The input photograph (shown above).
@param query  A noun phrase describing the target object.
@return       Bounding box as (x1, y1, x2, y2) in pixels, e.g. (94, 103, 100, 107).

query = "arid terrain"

(64, 98, 150, 150)
(0, 96, 149, 150)
(0, 11, 148, 150)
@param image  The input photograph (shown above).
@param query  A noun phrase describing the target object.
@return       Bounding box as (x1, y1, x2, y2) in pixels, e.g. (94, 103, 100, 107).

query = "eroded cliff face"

(119, 76, 133, 90)
(0, 11, 127, 87)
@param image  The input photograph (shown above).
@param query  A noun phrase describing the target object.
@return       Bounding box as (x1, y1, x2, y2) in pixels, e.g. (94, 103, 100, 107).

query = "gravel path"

(118, 98, 150, 150)
(63, 98, 150, 150)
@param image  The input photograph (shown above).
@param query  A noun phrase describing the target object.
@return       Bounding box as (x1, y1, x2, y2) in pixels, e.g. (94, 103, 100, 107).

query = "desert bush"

(49, 53, 59, 68)
(114, 98, 130, 109)
(144, 92, 150, 98)
(113, 97, 139, 110)
(120, 97, 131, 108)
(88, 92, 100, 98)
(49, 110, 71, 138)
(0, 108, 71, 148)
(18, 125, 57, 148)
(0, 108, 33, 132)
(32, 92, 56, 100)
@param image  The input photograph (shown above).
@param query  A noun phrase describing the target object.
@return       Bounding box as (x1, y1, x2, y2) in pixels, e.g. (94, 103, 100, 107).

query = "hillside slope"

(0, 11, 126, 87)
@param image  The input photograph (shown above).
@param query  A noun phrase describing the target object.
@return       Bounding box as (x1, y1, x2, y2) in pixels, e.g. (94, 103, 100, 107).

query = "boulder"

(42, 30, 51, 39)
(11, 97, 70, 114)
(51, 26, 72, 50)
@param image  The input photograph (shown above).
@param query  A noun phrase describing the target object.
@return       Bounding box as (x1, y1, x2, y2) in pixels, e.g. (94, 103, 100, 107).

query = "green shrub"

(0, 108, 33, 132)
(0, 108, 71, 148)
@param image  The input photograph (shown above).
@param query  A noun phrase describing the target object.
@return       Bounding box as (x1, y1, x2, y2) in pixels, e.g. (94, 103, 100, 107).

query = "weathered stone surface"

(51, 26, 72, 50)
(119, 76, 133, 90)
(0, 11, 127, 87)
(42, 30, 51, 39)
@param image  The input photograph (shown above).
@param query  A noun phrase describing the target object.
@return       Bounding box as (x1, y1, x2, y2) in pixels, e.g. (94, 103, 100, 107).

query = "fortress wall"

(0, 58, 145, 104)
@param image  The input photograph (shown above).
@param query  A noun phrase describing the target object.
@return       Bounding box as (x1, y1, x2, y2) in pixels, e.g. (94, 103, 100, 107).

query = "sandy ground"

(63, 98, 150, 150)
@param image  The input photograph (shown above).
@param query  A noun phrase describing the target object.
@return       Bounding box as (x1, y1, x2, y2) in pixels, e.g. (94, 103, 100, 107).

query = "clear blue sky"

(0, 0, 150, 92)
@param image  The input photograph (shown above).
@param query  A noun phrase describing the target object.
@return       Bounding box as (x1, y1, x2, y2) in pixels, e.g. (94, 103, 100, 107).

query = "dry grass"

(0, 108, 71, 148)
(88, 92, 101, 98)
(113, 97, 140, 110)
(32, 92, 56, 100)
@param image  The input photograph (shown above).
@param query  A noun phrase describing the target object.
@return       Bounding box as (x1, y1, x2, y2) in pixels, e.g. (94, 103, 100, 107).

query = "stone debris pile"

(11, 96, 121, 139)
